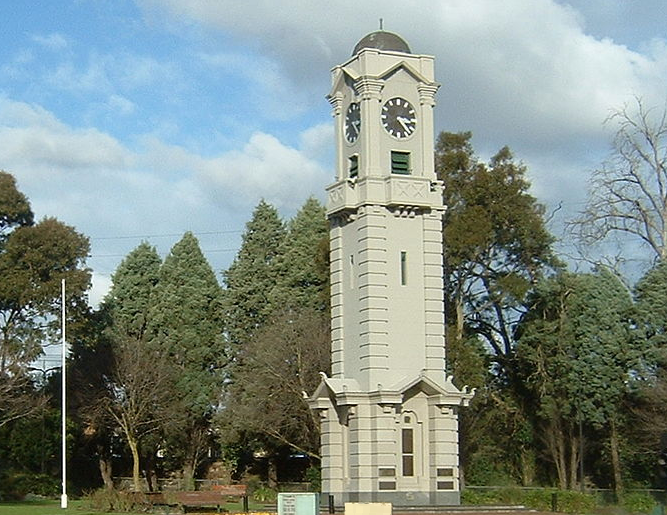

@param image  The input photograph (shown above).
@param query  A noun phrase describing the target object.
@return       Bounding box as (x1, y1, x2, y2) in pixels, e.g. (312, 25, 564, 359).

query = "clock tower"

(309, 31, 473, 506)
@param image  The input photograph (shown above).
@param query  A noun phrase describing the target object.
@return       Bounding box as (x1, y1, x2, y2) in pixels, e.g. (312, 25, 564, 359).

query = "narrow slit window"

(349, 254, 355, 289)
(349, 155, 359, 178)
(391, 151, 410, 175)
(400, 251, 407, 286)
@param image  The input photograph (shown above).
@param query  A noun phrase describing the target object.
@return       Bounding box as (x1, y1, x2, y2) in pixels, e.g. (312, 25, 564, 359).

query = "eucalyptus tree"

(0, 171, 90, 428)
(435, 132, 558, 366)
(435, 133, 558, 484)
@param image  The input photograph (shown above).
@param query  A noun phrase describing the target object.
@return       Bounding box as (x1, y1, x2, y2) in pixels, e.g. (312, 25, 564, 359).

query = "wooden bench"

(133, 485, 248, 513)
(172, 490, 227, 512)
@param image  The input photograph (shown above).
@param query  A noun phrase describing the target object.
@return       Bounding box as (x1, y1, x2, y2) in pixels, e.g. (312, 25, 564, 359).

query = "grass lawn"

(0, 499, 137, 515)
(0, 498, 278, 515)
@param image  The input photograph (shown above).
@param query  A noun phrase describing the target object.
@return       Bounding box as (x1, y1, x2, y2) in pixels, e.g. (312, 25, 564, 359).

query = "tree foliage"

(0, 171, 90, 428)
(147, 232, 225, 484)
(632, 260, 667, 471)
(218, 198, 330, 472)
(516, 268, 638, 492)
(223, 200, 286, 348)
(148, 231, 224, 411)
(271, 197, 328, 312)
(435, 132, 557, 361)
(103, 242, 161, 341)
(220, 308, 330, 458)
(0, 171, 33, 240)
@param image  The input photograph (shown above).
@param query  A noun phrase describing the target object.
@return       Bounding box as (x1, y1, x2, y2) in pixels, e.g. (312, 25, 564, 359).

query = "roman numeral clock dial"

(381, 97, 417, 139)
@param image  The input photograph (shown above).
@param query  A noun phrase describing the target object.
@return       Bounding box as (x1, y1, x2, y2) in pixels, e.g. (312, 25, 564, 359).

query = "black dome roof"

(352, 31, 411, 55)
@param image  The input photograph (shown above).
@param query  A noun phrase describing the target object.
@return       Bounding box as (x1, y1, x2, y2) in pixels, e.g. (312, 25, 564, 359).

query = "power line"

(90, 247, 239, 258)
(91, 229, 242, 241)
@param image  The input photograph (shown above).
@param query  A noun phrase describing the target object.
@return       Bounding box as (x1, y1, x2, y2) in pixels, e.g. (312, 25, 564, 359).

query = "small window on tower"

(349, 155, 359, 178)
(400, 251, 407, 286)
(391, 151, 410, 175)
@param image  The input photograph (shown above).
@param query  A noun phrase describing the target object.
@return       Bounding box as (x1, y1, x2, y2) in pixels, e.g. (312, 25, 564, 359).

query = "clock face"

(381, 97, 417, 139)
(345, 102, 361, 143)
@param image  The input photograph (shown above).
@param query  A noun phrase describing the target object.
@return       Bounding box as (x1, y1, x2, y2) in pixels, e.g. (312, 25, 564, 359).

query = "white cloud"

(0, 98, 131, 175)
(107, 94, 136, 116)
(31, 32, 68, 50)
(89, 272, 113, 309)
(138, 0, 666, 147)
(200, 131, 329, 209)
(299, 122, 334, 163)
(138, 130, 330, 210)
(45, 51, 180, 96)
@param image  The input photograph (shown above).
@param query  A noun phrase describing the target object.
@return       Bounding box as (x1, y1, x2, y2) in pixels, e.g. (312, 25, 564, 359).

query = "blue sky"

(1, 0, 666, 305)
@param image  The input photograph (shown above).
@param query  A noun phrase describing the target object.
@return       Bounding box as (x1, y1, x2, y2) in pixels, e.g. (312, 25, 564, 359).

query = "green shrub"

(462, 487, 598, 514)
(0, 472, 59, 499)
(252, 485, 277, 502)
(549, 490, 598, 513)
(84, 488, 141, 512)
(622, 492, 657, 514)
(305, 466, 321, 492)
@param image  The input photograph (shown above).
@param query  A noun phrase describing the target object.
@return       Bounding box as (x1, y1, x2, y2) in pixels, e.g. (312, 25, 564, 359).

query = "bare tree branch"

(571, 97, 667, 261)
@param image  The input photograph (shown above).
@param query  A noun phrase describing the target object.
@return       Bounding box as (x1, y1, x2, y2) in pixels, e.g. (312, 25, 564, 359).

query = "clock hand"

(397, 116, 412, 133)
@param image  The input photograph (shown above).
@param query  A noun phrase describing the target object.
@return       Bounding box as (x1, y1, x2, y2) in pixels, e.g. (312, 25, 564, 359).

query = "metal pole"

(579, 415, 584, 493)
(61, 279, 68, 509)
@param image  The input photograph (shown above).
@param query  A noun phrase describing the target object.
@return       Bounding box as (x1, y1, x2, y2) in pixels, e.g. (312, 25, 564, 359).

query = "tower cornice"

(354, 78, 384, 101)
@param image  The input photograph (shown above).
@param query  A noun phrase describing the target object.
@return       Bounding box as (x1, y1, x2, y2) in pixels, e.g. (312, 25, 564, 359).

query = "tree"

(219, 308, 330, 460)
(0, 171, 33, 240)
(271, 197, 329, 312)
(435, 132, 557, 484)
(147, 232, 225, 486)
(220, 199, 329, 483)
(0, 171, 90, 428)
(435, 132, 557, 364)
(72, 243, 162, 489)
(516, 268, 638, 494)
(95, 338, 181, 492)
(104, 242, 162, 341)
(632, 260, 667, 485)
(223, 200, 286, 349)
(572, 98, 667, 260)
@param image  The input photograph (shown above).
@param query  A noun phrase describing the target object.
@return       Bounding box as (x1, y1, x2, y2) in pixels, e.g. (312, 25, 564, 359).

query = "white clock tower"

(309, 31, 473, 506)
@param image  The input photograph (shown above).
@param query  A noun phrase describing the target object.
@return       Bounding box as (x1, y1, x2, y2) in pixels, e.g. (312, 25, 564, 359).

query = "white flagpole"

(61, 278, 68, 509)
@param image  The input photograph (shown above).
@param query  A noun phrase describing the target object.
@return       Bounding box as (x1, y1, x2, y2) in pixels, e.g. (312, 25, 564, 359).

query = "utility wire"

(91, 229, 242, 240)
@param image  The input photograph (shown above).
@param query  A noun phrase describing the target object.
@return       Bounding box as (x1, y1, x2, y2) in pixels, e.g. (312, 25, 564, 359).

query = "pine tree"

(222, 200, 286, 348)
(271, 197, 328, 312)
(103, 242, 161, 341)
(147, 231, 225, 486)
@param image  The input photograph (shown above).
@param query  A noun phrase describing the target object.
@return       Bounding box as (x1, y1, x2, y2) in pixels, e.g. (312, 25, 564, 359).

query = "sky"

(1, 0, 666, 307)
